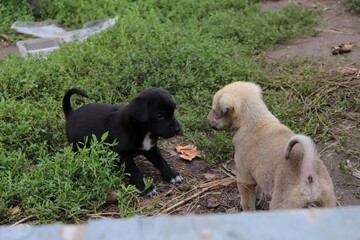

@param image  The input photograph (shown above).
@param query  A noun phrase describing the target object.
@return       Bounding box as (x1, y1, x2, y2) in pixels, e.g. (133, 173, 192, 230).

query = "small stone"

(204, 173, 216, 180)
(206, 197, 220, 208)
(226, 207, 237, 213)
(106, 190, 118, 204)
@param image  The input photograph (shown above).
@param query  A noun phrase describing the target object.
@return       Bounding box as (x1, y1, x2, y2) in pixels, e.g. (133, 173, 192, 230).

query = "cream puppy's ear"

(214, 93, 234, 119)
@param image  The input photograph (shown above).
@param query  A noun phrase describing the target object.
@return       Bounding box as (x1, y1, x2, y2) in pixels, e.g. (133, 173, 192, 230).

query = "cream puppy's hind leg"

(237, 181, 256, 211)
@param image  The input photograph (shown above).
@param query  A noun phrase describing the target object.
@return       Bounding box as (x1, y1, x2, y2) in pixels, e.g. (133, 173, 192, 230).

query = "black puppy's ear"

(127, 97, 148, 122)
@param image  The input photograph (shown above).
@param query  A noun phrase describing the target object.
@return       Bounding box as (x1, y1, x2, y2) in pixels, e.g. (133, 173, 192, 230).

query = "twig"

(319, 142, 337, 155)
(156, 177, 239, 215)
(220, 167, 236, 178)
(156, 186, 198, 213)
(315, 110, 344, 152)
(148, 177, 247, 216)
(87, 212, 119, 217)
(11, 215, 33, 227)
(185, 196, 201, 214)
(221, 160, 236, 177)
(198, 177, 237, 189)
(315, 28, 354, 35)
(284, 82, 306, 110)
(158, 186, 212, 214)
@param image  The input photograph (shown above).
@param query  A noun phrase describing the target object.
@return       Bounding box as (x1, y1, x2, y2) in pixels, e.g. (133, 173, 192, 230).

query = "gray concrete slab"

(1, 206, 360, 240)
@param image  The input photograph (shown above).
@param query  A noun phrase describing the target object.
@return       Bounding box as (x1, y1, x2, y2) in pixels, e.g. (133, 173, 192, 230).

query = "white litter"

(346, 160, 360, 179)
(12, 16, 118, 56)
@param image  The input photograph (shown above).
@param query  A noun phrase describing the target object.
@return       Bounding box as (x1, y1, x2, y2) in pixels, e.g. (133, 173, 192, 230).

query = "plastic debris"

(11, 16, 118, 56)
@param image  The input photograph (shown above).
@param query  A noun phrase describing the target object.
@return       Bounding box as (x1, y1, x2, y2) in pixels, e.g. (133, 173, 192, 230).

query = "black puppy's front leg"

(143, 146, 183, 184)
(120, 155, 156, 196)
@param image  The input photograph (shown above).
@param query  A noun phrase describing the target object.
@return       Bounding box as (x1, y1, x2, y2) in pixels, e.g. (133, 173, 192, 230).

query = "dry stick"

(89, 201, 154, 218)
(183, 191, 222, 215)
(156, 186, 199, 213)
(284, 83, 306, 109)
(220, 167, 236, 178)
(315, 111, 342, 147)
(157, 178, 238, 214)
(306, 82, 340, 101)
(221, 161, 236, 177)
(198, 177, 237, 189)
(323, 79, 360, 86)
(307, 87, 337, 111)
(315, 28, 354, 35)
(319, 142, 338, 155)
(156, 178, 233, 213)
(87, 212, 120, 217)
(185, 196, 201, 214)
(11, 215, 33, 227)
(313, 81, 360, 99)
(158, 186, 211, 214)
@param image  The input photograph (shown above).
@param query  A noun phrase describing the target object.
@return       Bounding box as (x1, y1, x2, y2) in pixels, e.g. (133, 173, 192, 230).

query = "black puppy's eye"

(156, 112, 165, 120)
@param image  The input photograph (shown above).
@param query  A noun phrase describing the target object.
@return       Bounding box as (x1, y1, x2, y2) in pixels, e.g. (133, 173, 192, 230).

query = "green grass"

(3, 0, 358, 224)
(346, 0, 360, 13)
(0, 134, 144, 224)
(0, 1, 34, 42)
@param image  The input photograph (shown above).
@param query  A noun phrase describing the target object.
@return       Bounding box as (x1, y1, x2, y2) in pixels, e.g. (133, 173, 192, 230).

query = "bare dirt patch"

(322, 117, 360, 206)
(264, 0, 360, 64)
(0, 41, 19, 61)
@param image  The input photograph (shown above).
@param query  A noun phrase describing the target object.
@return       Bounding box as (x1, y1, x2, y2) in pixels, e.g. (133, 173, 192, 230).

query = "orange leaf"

(175, 144, 193, 152)
(179, 154, 193, 161)
(175, 144, 201, 161)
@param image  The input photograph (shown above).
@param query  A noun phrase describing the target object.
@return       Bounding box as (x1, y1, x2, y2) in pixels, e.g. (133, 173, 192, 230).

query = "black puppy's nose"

(174, 119, 181, 134)
(175, 125, 181, 134)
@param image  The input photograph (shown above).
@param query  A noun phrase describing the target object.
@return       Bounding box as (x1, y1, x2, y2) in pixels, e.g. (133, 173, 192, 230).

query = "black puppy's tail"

(62, 88, 88, 118)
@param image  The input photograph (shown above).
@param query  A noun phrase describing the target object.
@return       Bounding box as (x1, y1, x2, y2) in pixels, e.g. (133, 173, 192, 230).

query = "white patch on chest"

(142, 132, 154, 151)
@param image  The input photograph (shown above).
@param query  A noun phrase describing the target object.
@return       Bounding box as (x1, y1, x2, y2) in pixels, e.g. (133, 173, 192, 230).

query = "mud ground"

(264, 0, 360, 64)
(0, 41, 19, 61)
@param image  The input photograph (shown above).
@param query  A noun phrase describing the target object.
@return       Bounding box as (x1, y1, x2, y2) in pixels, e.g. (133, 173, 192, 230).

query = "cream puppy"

(207, 81, 336, 210)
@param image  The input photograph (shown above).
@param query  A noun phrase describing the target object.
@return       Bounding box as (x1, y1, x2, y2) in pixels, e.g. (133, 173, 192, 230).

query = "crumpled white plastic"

(11, 16, 118, 42)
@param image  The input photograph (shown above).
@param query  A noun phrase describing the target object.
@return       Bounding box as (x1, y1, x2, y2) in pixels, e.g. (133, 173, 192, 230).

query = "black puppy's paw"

(145, 185, 157, 197)
(170, 174, 184, 184)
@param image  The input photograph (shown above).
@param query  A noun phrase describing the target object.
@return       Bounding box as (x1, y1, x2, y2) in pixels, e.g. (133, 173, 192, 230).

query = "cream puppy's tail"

(285, 135, 320, 201)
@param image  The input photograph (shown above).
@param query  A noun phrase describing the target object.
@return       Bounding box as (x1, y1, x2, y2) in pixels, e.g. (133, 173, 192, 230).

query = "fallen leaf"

(8, 206, 22, 215)
(204, 173, 217, 180)
(175, 144, 193, 152)
(331, 42, 353, 55)
(175, 144, 201, 161)
(336, 66, 359, 76)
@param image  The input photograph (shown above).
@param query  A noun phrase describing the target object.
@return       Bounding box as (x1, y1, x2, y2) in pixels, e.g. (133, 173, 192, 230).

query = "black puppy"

(62, 87, 183, 196)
